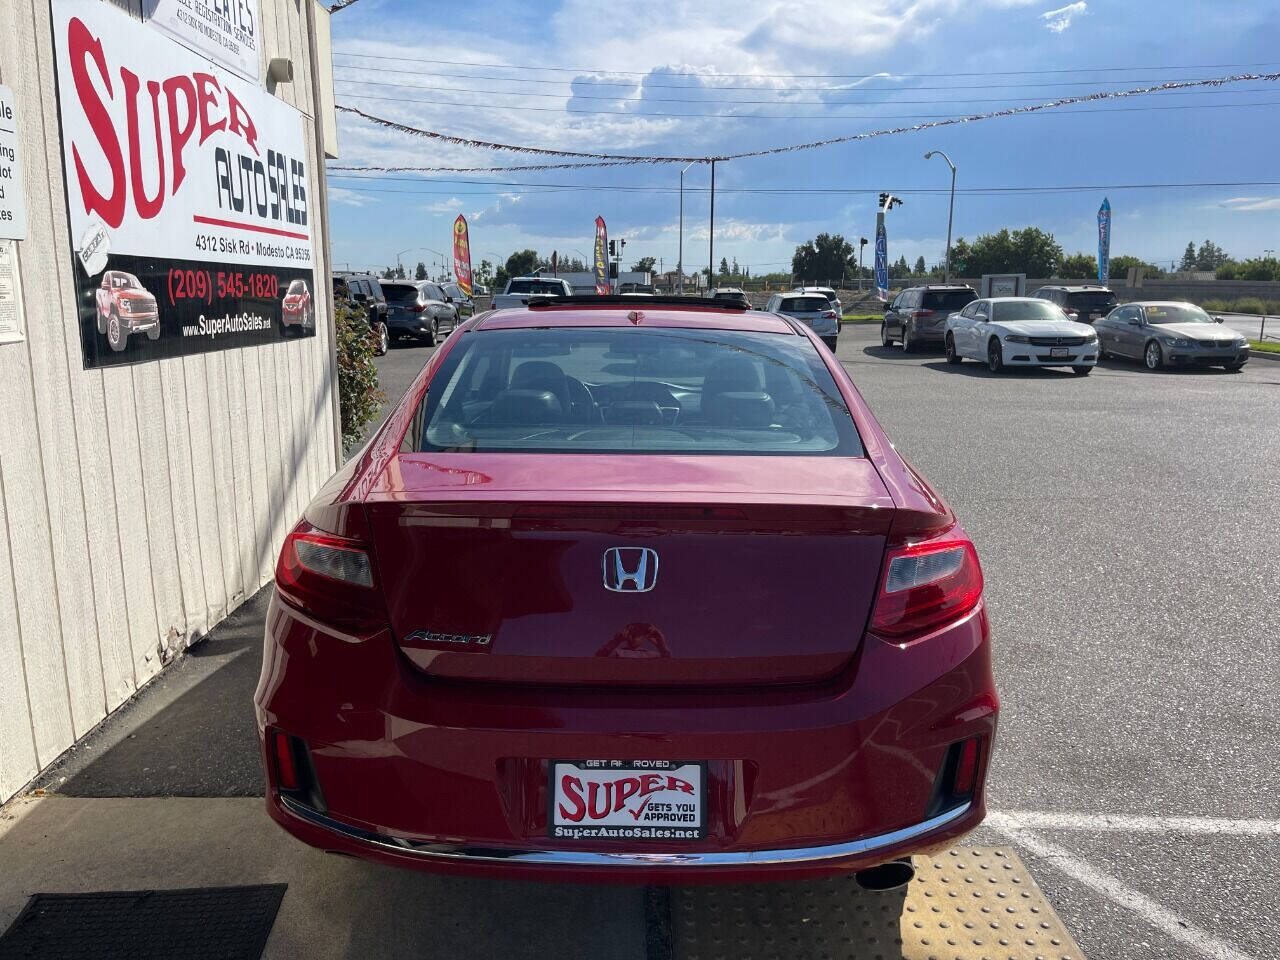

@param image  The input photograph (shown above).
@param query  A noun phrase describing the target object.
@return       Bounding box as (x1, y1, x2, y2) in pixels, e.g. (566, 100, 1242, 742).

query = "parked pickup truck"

(491, 276, 574, 310)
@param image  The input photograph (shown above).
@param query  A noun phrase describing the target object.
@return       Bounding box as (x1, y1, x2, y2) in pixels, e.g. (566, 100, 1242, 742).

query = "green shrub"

(336, 302, 385, 452)
(1201, 298, 1230, 312)
(1231, 297, 1266, 315)
(1265, 300, 1280, 315)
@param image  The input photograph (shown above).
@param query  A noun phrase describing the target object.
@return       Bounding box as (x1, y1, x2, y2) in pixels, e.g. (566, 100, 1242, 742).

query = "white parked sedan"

(944, 297, 1099, 375)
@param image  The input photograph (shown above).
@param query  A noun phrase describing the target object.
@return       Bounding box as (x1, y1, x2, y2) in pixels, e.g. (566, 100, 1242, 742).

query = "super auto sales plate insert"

(551, 761, 706, 840)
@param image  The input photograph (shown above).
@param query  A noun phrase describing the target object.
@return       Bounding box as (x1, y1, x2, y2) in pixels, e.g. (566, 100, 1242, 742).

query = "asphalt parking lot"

(13, 323, 1279, 960)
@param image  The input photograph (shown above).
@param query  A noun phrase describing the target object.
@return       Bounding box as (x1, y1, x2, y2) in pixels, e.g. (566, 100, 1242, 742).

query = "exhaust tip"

(854, 857, 916, 892)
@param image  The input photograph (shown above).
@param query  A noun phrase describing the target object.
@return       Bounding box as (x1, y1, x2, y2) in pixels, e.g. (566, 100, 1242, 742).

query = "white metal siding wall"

(0, 0, 338, 802)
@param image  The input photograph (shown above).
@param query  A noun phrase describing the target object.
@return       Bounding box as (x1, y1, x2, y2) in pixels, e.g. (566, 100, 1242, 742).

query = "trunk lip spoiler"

(278, 794, 971, 867)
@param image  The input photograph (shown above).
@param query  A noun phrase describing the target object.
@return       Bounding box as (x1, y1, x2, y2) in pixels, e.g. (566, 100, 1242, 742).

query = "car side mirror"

(1214, 316, 1224, 324)
(1127, 317, 1142, 326)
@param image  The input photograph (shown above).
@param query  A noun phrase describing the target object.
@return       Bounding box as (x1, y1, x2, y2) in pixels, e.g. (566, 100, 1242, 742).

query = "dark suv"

(333, 273, 390, 355)
(1031, 285, 1118, 325)
(882, 285, 978, 351)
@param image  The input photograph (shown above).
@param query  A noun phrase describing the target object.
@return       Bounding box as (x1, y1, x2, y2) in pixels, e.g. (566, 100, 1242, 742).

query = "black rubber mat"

(0, 884, 286, 959)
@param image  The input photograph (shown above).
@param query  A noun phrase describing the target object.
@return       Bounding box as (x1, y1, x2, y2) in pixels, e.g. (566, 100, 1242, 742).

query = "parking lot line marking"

(988, 813, 1259, 960)
(998, 809, 1280, 836)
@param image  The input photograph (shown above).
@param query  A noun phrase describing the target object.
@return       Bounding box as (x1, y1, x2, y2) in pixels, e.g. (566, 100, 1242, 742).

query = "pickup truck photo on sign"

(52, 0, 315, 368)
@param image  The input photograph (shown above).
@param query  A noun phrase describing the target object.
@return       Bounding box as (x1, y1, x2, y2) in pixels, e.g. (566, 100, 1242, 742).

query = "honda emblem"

(602, 547, 659, 593)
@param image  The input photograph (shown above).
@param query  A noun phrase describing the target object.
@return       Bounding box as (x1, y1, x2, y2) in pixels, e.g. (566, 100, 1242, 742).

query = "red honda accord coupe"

(255, 296, 997, 884)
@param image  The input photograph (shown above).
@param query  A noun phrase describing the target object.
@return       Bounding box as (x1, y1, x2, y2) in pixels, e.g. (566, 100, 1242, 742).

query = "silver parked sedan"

(1095, 302, 1250, 371)
(765, 292, 841, 350)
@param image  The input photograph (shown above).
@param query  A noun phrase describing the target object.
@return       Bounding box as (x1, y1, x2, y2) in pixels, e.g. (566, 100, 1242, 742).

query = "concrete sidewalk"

(0, 795, 646, 959)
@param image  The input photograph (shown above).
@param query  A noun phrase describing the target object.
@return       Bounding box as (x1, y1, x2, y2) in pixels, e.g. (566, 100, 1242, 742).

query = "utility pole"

(858, 238, 867, 293)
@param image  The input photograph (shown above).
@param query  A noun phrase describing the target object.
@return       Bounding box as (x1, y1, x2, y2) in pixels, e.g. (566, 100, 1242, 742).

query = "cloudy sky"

(324, 0, 1280, 278)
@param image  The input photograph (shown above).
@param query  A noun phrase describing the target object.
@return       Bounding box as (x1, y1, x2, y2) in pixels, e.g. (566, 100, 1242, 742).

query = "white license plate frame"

(549, 760, 707, 841)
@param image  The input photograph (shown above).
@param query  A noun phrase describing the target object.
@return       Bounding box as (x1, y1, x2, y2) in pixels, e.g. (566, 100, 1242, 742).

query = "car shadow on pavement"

(37, 589, 271, 798)
(919, 360, 1083, 379)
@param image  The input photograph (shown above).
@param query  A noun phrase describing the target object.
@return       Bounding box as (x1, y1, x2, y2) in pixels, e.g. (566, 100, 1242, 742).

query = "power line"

(336, 94, 1279, 122)
(329, 52, 1280, 80)
(334, 70, 1280, 168)
(332, 75, 1276, 107)
(322, 177, 1280, 198)
(323, 175, 1280, 197)
(330, 59, 1270, 93)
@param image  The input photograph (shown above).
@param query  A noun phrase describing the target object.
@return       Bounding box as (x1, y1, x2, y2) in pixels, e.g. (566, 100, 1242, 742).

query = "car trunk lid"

(363, 454, 895, 687)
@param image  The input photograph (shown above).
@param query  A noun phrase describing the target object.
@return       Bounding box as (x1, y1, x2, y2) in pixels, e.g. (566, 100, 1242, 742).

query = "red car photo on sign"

(551, 761, 706, 841)
(51, 0, 315, 368)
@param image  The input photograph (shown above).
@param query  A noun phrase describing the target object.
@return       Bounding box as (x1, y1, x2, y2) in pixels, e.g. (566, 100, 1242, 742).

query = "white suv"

(794, 286, 842, 319)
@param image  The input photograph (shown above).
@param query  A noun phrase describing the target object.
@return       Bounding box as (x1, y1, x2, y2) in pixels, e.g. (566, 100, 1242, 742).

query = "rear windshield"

(779, 297, 831, 313)
(406, 327, 861, 456)
(507, 280, 566, 295)
(381, 283, 420, 304)
(1066, 291, 1118, 310)
(922, 289, 977, 310)
(993, 300, 1069, 323)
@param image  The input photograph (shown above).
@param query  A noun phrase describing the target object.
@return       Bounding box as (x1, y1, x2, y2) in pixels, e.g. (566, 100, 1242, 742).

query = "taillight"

(870, 531, 983, 639)
(823, 310, 838, 319)
(275, 521, 387, 632)
(271, 728, 299, 791)
(911, 309, 935, 318)
(411, 302, 427, 313)
(953, 737, 981, 795)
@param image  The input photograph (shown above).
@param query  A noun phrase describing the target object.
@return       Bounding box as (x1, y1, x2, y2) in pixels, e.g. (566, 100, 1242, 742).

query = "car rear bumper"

(268, 791, 979, 883)
(255, 591, 997, 883)
(387, 315, 432, 333)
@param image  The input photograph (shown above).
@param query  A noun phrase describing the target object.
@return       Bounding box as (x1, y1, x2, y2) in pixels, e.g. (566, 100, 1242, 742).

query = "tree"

(414, 261, 427, 280)
(719, 257, 730, 278)
(1058, 253, 1096, 279)
(1179, 242, 1197, 272)
(1230, 257, 1280, 281)
(505, 249, 539, 277)
(954, 227, 1062, 276)
(913, 256, 926, 275)
(474, 259, 495, 290)
(1195, 240, 1229, 270)
(732, 257, 740, 275)
(632, 256, 657, 273)
(792, 233, 855, 285)
(1109, 255, 1164, 279)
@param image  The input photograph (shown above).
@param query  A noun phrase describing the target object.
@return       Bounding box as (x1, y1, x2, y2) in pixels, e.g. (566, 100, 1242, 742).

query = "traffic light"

(878, 193, 889, 208)
(609, 240, 617, 257)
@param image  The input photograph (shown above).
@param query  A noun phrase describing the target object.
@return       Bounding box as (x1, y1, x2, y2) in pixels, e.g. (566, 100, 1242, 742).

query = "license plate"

(550, 761, 706, 840)
(1050, 346, 1070, 357)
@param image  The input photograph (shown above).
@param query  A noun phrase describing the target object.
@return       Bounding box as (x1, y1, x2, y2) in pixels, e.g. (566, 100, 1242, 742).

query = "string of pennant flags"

(332, 70, 1280, 172)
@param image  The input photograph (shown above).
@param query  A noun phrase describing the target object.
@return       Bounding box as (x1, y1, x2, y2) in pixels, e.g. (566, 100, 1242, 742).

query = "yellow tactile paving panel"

(671, 847, 1084, 960)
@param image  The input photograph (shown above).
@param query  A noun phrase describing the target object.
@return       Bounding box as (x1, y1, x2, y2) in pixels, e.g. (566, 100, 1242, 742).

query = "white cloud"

(1041, 1, 1087, 32)
(421, 197, 465, 214)
(1220, 197, 1280, 212)
(327, 186, 376, 206)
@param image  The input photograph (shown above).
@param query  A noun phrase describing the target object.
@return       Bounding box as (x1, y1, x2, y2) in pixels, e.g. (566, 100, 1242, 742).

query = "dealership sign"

(144, 0, 261, 83)
(52, 0, 314, 368)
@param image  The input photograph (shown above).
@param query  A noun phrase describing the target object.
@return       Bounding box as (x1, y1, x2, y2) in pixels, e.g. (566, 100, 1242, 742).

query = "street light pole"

(924, 150, 956, 284)
(678, 161, 694, 294)
(859, 238, 867, 293)
(708, 159, 717, 289)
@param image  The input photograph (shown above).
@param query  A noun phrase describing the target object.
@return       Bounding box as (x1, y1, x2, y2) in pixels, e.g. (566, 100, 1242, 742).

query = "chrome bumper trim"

(279, 796, 972, 868)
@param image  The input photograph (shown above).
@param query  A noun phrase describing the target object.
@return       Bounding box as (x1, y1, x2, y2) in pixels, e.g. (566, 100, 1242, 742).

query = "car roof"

(475, 303, 794, 334)
(1044, 284, 1113, 291)
(1128, 300, 1198, 307)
